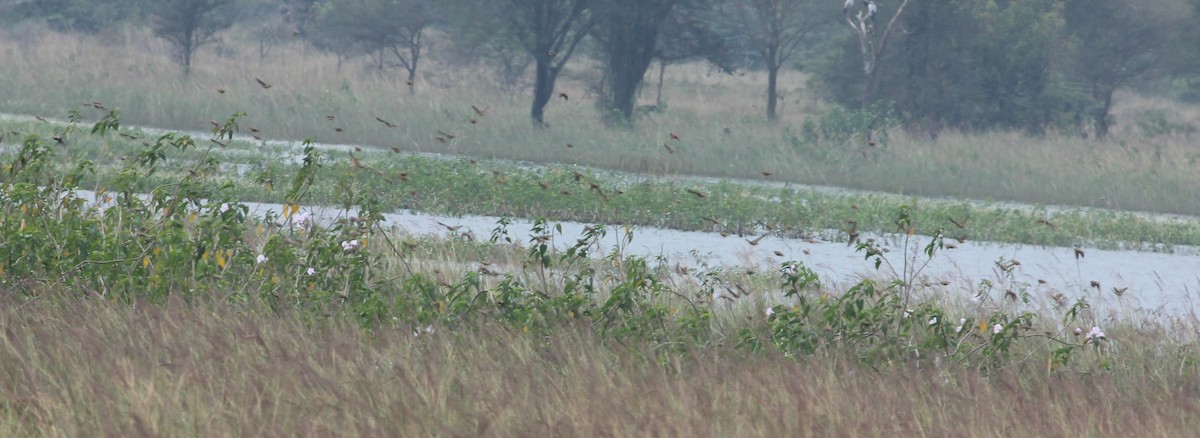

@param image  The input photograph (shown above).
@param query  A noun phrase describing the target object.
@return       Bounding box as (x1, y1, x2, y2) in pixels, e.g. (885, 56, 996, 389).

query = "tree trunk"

(531, 59, 555, 127)
(656, 60, 667, 108)
(1094, 85, 1114, 139)
(766, 64, 779, 121)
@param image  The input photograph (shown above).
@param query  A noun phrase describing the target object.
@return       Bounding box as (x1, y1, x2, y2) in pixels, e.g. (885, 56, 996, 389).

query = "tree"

(310, 0, 436, 93)
(1064, 0, 1187, 138)
(152, 0, 234, 75)
(8, 0, 153, 33)
(726, 0, 822, 121)
(504, 0, 596, 127)
(652, 5, 736, 109)
(593, 0, 685, 126)
(842, 0, 911, 111)
(815, 0, 1085, 137)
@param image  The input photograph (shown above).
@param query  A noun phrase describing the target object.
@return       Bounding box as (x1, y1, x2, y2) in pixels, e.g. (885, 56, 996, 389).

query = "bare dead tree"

(843, 0, 911, 109)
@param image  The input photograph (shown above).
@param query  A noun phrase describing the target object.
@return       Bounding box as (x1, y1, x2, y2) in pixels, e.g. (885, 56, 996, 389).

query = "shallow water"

(235, 201, 1199, 314)
(9, 112, 1199, 314)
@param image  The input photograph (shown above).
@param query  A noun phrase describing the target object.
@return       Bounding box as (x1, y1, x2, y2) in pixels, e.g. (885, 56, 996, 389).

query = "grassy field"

(2, 24, 1200, 436)
(3, 295, 1199, 436)
(1, 26, 1199, 217)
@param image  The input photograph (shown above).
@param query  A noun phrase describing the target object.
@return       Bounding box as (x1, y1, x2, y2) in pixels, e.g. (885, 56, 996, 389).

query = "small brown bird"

(773, 250, 784, 257)
(334, 127, 344, 133)
(761, 171, 772, 177)
(435, 137, 447, 143)
(539, 181, 550, 189)
(663, 143, 676, 154)
(747, 235, 766, 246)
(559, 189, 571, 195)
(471, 105, 489, 117)
(89, 101, 105, 110)
(949, 216, 969, 229)
(573, 171, 584, 182)
(702, 217, 721, 226)
(1036, 218, 1056, 228)
(558, 92, 569, 101)
(846, 221, 859, 246)
(376, 117, 397, 128)
(1074, 248, 1085, 259)
(391, 147, 402, 153)
(566, 143, 575, 148)
(469, 119, 478, 124)
(669, 133, 680, 141)
(35, 116, 47, 122)
(1112, 287, 1127, 297)
(437, 131, 456, 140)
(255, 78, 272, 89)
(685, 188, 705, 198)
(436, 221, 462, 232)
(217, 88, 226, 94)
(51, 135, 65, 146)
(1037, 279, 1047, 284)
(249, 127, 261, 134)
(326, 115, 336, 121)
(1090, 280, 1101, 290)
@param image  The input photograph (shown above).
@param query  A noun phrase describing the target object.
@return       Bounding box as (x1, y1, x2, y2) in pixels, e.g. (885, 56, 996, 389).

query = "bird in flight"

(255, 78, 272, 89)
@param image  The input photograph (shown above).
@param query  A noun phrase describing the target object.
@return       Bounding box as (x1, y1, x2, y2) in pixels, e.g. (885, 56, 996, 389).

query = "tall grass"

(1, 294, 1198, 436)
(1, 25, 1199, 216)
(3, 105, 1200, 435)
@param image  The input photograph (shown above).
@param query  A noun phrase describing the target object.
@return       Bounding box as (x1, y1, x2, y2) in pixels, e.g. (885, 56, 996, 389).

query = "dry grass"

(0, 291, 1197, 437)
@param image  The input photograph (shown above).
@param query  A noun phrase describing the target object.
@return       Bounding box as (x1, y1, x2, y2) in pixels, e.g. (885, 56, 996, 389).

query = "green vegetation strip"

(3, 115, 1200, 252)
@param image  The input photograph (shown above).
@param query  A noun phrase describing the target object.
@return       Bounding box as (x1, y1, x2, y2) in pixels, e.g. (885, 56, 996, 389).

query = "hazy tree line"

(3, 0, 1199, 136)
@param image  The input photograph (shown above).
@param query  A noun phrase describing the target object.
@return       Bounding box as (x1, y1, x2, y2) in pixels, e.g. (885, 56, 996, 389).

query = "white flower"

(294, 211, 311, 227)
(766, 307, 775, 317)
(928, 316, 938, 326)
(955, 325, 963, 333)
(955, 318, 966, 333)
(1074, 327, 1082, 336)
(993, 324, 1003, 334)
(341, 239, 361, 252)
(305, 267, 316, 276)
(1085, 326, 1106, 344)
(219, 203, 231, 213)
(256, 254, 268, 264)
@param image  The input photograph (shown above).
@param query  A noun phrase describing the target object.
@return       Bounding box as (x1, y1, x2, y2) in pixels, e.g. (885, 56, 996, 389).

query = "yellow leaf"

(142, 257, 150, 268)
(152, 247, 161, 257)
(202, 251, 209, 264)
(216, 252, 227, 269)
(979, 320, 988, 335)
(188, 212, 198, 223)
(19, 218, 25, 231)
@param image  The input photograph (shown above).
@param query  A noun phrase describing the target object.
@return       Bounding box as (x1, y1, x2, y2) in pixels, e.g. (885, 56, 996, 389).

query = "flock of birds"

(15, 72, 1126, 302)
